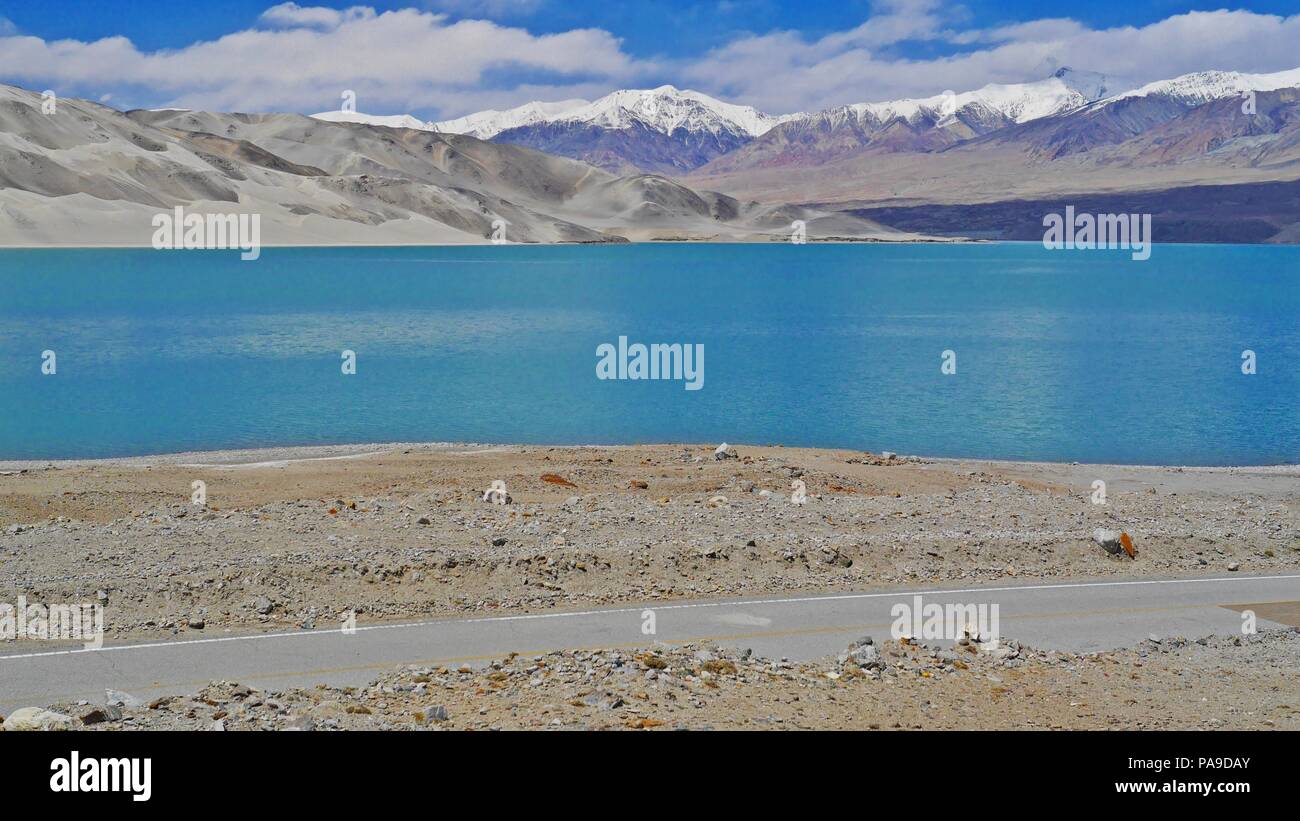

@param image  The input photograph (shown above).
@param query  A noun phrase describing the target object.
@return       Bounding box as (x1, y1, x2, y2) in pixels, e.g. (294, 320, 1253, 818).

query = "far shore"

(0, 236, 974, 250)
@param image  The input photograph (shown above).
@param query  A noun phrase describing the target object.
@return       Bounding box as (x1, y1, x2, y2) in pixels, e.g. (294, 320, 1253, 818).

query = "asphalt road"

(2, 573, 1297, 713)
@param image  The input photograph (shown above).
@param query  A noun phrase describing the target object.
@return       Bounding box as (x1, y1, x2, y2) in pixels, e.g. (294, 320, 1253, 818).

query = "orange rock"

(1120, 532, 1136, 558)
(540, 473, 578, 488)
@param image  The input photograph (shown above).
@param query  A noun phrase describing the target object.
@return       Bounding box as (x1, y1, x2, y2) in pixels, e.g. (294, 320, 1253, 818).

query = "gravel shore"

(1, 443, 1296, 644)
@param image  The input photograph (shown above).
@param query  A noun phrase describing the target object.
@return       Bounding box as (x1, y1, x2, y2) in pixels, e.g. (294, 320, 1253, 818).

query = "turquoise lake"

(0, 243, 1296, 464)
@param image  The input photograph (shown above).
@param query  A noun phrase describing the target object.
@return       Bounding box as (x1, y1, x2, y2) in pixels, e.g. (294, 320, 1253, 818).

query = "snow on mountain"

(434, 86, 798, 140)
(432, 99, 591, 140)
(817, 68, 1131, 131)
(1105, 67, 1300, 107)
(309, 110, 433, 130)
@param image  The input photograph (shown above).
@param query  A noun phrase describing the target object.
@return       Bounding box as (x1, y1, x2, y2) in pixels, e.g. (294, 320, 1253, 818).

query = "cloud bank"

(0, 1, 1296, 118)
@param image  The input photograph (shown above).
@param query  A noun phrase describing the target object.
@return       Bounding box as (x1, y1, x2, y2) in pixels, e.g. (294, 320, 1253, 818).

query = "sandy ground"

(1, 443, 1296, 646)
(12, 630, 1298, 731)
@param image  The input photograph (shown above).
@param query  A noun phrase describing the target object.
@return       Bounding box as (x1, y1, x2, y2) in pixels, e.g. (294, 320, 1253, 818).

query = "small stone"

(416, 516, 431, 525)
(3, 707, 74, 731)
(424, 705, 449, 723)
(1227, 562, 1240, 571)
(1092, 528, 1122, 554)
(253, 596, 274, 615)
(713, 443, 737, 460)
(105, 689, 142, 708)
(80, 705, 122, 725)
(188, 617, 205, 630)
(283, 715, 315, 731)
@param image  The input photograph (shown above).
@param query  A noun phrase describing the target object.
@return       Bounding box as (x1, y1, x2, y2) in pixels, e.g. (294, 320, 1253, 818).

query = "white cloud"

(258, 3, 377, 30)
(683, 7, 1300, 114)
(0, 4, 643, 116)
(0, 2, 1297, 120)
(425, 0, 545, 19)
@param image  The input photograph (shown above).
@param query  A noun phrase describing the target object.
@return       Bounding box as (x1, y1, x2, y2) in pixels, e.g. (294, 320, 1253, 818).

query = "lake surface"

(0, 243, 1296, 465)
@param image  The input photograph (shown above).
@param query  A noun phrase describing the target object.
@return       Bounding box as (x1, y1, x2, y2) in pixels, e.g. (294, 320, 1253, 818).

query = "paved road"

(2, 573, 1297, 713)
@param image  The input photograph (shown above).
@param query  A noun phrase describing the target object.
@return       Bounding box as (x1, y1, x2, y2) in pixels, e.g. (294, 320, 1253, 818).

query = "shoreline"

(3, 440, 1297, 473)
(4, 238, 1298, 250)
(0, 237, 971, 250)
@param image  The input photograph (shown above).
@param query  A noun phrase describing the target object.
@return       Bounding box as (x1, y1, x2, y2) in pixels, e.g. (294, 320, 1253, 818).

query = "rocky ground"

(6, 629, 1297, 731)
(1, 443, 1297, 645)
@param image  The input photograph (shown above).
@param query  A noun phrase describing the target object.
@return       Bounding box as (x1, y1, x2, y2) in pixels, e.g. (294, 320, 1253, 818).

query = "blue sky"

(1, 1, 1297, 117)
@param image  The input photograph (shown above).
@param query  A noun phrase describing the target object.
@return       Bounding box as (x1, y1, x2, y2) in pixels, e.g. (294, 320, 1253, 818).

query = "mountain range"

(426, 69, 1132, 176)
(315, 85, 800, 176)
(304, 66, 1300, 242)
(0, 83, 909, 247)
(3, 62, 1300, 246)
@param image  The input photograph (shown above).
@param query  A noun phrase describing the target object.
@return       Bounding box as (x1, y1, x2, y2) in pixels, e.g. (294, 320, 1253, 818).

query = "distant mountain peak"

(1106, 66, 1300, 107)
(814, 68, 1129, 133)
(309, 109, 433, 131)
(434, 86, 799, 141)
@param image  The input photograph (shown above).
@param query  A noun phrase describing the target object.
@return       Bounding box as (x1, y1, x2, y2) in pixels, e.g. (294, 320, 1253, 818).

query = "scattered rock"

(3, 707, 74, 731)
(284, 715, 315, 731)
(1092, 528, 1123, 554)
(105, 689, 142, 708)
(79, 705, 122, 725)
(713, 443, 737, 460)
(424, 705, 449, 723)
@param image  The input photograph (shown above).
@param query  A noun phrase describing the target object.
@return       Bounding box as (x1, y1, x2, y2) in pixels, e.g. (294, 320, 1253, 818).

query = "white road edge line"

(2, 573, 1297, 662)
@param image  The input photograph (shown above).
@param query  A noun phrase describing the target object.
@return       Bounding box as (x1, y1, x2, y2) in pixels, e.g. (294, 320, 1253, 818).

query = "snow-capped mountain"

(1103, 67, 1300, 107)
(434, 86, 797, 141)
(804, 68, 1129, 136)
(310, 110, 433, 130)
(429, 86, 801, 175)
(302, 65, 1300, 185)
(691, 68, 1131, 174)
(433, 99, 590, 140)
